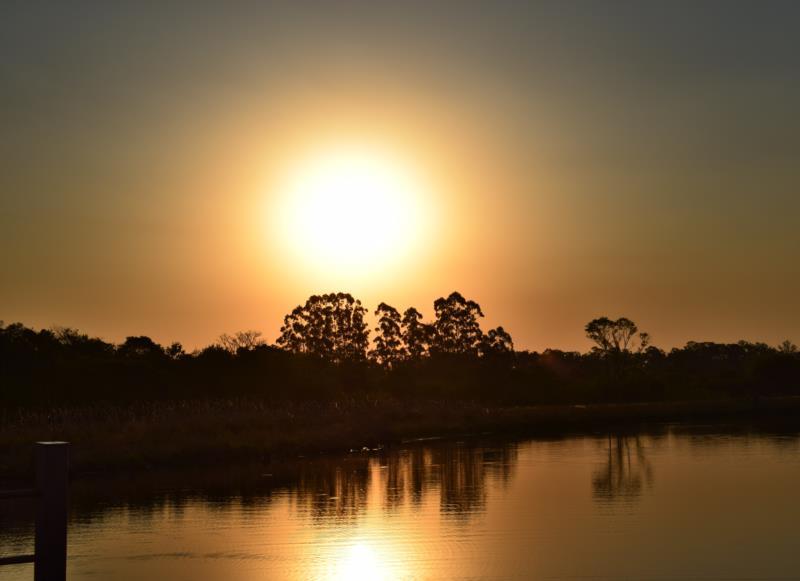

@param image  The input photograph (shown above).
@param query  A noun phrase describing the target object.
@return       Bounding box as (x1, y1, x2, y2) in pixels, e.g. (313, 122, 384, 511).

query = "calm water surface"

(2, 425, 800, 580)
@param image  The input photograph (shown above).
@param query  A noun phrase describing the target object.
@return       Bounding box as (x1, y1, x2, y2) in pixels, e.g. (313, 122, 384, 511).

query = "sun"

(271, 146, 430, 278)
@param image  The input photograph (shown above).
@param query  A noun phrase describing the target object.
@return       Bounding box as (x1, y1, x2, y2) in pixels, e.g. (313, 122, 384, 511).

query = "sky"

(1, 1, 799, 352)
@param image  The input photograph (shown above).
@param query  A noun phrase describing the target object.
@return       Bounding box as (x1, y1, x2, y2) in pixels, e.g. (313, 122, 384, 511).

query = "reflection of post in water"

(592, 435, 654, 503)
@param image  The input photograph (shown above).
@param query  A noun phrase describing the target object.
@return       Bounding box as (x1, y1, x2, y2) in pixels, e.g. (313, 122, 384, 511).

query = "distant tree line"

(1, 291, 798, 408)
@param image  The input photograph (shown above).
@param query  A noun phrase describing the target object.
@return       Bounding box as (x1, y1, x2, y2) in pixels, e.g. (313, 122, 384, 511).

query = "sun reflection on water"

(313, 537, 408, 581)
(335, 542, 391, 580)
(5, 434, 800, 581)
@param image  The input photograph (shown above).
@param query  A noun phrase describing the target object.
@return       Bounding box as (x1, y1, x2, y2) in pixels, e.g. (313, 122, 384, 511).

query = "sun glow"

(271, 146, 431, 279)
(336, 542, 388, 581)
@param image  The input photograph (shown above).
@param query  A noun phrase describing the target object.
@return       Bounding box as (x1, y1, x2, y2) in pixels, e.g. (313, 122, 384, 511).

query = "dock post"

(34, 441, 69, 581)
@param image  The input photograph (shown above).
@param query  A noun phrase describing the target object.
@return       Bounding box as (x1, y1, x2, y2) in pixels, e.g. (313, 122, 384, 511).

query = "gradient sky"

(2, 1, 799, 351)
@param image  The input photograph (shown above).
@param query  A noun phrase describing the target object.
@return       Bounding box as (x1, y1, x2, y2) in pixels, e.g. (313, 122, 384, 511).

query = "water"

(2, 425, 800, 580)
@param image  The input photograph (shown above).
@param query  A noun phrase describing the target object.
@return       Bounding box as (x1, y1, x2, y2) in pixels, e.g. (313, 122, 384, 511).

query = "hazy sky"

(2, 1, 799, 351)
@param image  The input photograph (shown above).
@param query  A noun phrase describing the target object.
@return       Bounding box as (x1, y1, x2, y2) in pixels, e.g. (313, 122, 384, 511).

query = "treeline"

(1, 291, 799, 408)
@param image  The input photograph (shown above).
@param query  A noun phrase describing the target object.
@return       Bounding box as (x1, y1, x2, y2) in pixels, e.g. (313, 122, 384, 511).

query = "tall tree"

(431, 292, 484, 355)
(276, 293, 369, 362)
(401, 307, 433, 360)
(371, 303, 406, 367)
(585, 317, 651, 379)
(481, 326, 514, 356)
(585, 317, 650, 355)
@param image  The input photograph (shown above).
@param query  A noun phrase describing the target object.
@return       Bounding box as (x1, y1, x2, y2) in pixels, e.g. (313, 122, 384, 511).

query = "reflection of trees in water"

(382, 443, 518, 519)
(438, 445, 487, 517)
(383, 448, 431, 510)
(22, 430, 800, 533)
(23, 440, 518, 528)
(290, 441, 519, 521)
(592, 435, 654, 503)
(292, 458, 371, 522)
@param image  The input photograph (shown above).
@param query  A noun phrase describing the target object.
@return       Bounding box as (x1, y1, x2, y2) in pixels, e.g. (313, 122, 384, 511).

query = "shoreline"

(2, 396, 800, 480)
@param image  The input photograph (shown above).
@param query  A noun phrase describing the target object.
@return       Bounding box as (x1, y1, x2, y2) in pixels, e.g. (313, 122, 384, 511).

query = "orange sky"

(1, 2, 799, 351)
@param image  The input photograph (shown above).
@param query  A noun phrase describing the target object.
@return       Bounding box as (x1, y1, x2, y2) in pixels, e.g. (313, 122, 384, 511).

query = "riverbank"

(2, 396, 799, 478)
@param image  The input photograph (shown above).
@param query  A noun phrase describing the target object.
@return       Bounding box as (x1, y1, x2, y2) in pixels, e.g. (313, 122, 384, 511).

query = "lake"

(2, 424, 800, 580)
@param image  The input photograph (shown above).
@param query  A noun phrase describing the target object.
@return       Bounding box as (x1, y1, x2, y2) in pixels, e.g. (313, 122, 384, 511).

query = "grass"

(2, 395, 799, 478)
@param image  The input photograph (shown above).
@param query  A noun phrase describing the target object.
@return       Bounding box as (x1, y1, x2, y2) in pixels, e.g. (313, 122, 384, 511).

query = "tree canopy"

(585, 317, 650, 355)
(2, 302, 799, 409)
(276, 292, 369, 362)
(431, 291, 485, 356)
(371, 303, 406, 368)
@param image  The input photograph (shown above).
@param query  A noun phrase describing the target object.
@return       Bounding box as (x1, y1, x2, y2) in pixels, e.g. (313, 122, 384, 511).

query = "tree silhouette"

(432, 292, 484, 356)
(218, 330, 265, 354)
(371, 303, 406, 368)
(401, 307, 433, 360)
(165, 342, 186, 359)
(585, 317, 651, 380)
(117, 336, 165, 359)
(52, 326, 114, 358)
(4, 295, 800, 409)
(276, 293, 369, 362)
(585, 317, 650, 355)
(481, 326, 514, 357)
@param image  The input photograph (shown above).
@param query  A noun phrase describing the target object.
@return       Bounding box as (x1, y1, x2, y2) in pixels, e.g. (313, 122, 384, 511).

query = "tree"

(52, 326, 114, 358)
(117, 336, 165, 359)
(52, 326, 89, 347)
(481, 326, 514, 357)
(276, 293, 369, 362)
(165, 342, 186, 359)
(401, 307, 433, 360)
(778, 339, 798, 354)
(585, 317, 651, 380)
(218, 330, 265, 354)
(371, 303, 406, 367)
(585, 317, 650, 356)
(431, 292, 484, 355)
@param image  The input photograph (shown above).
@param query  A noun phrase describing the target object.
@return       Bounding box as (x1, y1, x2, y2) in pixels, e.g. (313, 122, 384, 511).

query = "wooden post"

(34, 442, 69, 581)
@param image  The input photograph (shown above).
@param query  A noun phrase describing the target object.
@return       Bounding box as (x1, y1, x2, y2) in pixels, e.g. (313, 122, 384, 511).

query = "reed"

(2, 396, 798, 478)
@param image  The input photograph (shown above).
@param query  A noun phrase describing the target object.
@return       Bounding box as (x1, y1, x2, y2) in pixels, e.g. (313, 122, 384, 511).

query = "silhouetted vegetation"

(1, 291, 799, 409)
(3, 292, 800, 474)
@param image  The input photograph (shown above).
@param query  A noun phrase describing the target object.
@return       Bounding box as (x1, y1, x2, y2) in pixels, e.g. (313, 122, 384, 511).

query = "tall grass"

(2, 395, 799, 478)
